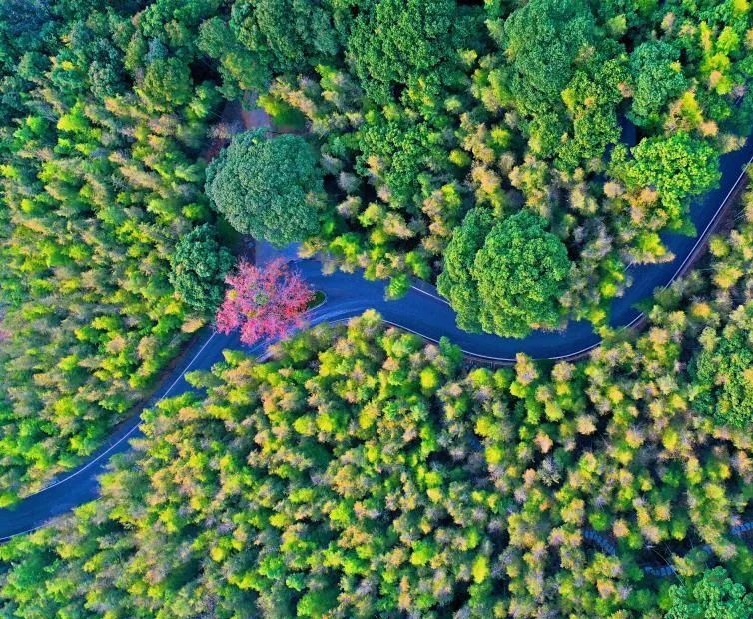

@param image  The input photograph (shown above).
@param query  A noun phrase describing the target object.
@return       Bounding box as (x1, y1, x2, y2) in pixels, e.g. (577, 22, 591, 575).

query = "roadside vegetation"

(2, 0, 753, 499)
(0, 0, 229, 501)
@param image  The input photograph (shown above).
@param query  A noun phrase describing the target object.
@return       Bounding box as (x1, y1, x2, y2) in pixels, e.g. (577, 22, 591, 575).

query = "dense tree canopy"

(436, 207, 493, 332)
(691, 305, 753, 428)
(6, 208, 753, 616)
(666, 567, 753, 619)
(438, 210, 571, 337)
(206, 129, 324, 246)
(475, 211, 572, 337)
(347, 0, 468, 104)
(0, 0, 751, 503)
(236, 0, 341, 76)
(0, 0, 224, 500)
(139, 56, 194, 111)
(611, 132, 721, 231)
(210, 0, 750, 334)
(169, 224, 233, 314)
(4, 3, 753, 618)
(496, 0, 601, 114)
(629, 40, 688, 128)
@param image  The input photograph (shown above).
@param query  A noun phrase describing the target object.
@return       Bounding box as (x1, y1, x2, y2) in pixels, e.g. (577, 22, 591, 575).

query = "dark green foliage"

(169, 224, 234, 314)
(475, 211, 571, 337)
(198, 16, 263, 96)
(0, 0, 50, 33)
(0, 0, 55, 116)
(347, 0, 460, 103)
(355, 109, 445, 208)
(439, 210, 571, 338)
(665, 567, 753, 619)
(233, 0, 341, 75)
(495, 0, 600, 113)
(140, 57, 193, 110)
(436, 207, 494, 331)
(488, 0, 628, 167)
(692, 308, 753, 428)
(629, 41, 688, 127)
(612, 133, 721, 231)
(206, 129, 324, 246)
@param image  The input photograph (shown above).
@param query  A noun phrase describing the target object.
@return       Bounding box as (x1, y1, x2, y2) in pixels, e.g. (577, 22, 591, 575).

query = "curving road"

(1, 139, 753, 580)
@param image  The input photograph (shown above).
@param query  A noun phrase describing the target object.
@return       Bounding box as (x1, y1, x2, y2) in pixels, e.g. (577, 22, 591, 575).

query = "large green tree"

(169, 224, 234, 314)
(611, 132, 721, 232)
(628, 40, 688, 127)
(355, 110, 446, 208)
(139, 57, 193, 111)
(346, 0, 464, 103)
(665, 567, 753, 619)
(436, 207, 493, 332)
(495, 0, 600, 114)
(439, 210, 572, 338)
(206, 129, 324, 246)
(475, 211, 572, 338)
(230, 0, 341, 77)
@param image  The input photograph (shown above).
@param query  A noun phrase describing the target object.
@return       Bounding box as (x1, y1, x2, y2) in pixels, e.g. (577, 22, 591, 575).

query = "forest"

(7, 190, 753, 615)
(2, 0, 753, 499)
(3, 0, 753, 500)
(0, 0, 229, 502)
(2, 0, 753, 617)
(200, 0, 753, 336)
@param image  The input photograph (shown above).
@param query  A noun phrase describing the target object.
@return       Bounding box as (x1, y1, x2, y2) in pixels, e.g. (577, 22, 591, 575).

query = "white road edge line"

(609, 152, 753, 342)
(402, 152, 753, 359)
(24, 331, 218, 496)
(409, 284, 450, 305)
(668, 152, 753, 286)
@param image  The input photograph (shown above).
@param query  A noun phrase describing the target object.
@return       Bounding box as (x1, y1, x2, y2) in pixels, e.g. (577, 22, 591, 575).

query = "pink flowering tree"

(215, 258, 314, 345)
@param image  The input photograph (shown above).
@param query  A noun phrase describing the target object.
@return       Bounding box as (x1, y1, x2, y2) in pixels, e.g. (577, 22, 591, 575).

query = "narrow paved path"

(2, 115, 753, 581)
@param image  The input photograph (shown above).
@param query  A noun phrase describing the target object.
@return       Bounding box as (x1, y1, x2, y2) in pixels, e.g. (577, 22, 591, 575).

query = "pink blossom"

(215, 258, 314, 345)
